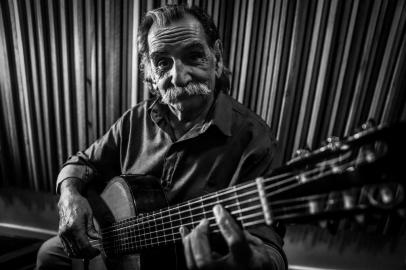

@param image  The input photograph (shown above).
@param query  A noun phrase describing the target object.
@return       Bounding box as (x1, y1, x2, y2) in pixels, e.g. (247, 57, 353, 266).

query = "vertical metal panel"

(25, 0, 47, 188)
(59, 0, 74, 157)
(0, 1, 24, 186)
(7, 0, 36, 188)
(276, 0, 309, 165)
(0, 0, 405, 192)
(85, 0, 97, 144)
(369, 0, 406, 122)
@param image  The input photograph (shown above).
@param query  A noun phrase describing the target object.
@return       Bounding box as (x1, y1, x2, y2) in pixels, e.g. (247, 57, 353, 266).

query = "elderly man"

(36, 4, 286, 270)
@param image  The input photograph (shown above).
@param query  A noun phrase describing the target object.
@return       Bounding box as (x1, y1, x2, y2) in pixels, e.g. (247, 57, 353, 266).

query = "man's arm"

(56, 114, 124, 258)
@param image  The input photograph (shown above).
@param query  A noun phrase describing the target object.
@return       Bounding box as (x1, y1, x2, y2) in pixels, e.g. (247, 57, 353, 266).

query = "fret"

(215, 191, 221, 205)
(170, 205, 182, 234)
(129, 223, 137, 251)
(232, 185, 244, 227)
(167, 207, 178, 243)
(177, 205, 182, 226)
(200, 197, 207, 220)
(187, 201, 194, 225)
(135, 219, 142, 250)
(155, 209, 166, 244)
(113, 225, 118, 255)
(145, 213, 153, 247)
(138, 214, 147, 248)
(122, 227, 128, 252)
(125, 226, 130, 252)
(149, 212, 158, 247)
(189, 197, 206, 224)
(179, 203, 192, 227)
(256, 177, 273, 225)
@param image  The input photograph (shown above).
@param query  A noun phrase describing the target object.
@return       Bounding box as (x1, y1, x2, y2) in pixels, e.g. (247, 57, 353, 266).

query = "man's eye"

(189, 52, 204, 60)
(157, 59, 171, 69)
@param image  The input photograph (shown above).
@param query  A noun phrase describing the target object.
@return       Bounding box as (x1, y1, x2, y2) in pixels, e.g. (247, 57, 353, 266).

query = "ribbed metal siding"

(0, 0, 405, 192)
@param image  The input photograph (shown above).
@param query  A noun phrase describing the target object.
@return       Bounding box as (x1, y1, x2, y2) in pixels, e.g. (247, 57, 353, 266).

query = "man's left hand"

(180, 205, 277, 270)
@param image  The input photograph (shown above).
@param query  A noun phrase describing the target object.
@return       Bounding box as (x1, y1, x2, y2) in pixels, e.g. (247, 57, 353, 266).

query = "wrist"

(59, 177, 85, 196)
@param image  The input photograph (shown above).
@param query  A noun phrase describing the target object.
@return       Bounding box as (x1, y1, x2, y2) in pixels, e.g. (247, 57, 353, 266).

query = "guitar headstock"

(268, 122, 406, 227)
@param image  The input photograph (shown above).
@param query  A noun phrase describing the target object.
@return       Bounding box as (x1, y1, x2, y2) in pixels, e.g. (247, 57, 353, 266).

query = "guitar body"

(85, 174, 179, 270)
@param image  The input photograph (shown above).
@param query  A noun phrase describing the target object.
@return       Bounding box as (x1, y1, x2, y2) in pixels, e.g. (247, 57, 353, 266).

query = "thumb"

(86, 214, 100, 239)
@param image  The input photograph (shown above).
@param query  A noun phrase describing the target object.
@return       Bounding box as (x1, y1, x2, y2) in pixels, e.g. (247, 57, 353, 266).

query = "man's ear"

(143, 62, 159, 94)
(213, 39, 224, 78)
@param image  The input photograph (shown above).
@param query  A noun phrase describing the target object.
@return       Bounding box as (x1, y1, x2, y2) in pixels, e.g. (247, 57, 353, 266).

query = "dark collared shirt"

(57, 93, 277, 203)
(56, 92, 286, 268)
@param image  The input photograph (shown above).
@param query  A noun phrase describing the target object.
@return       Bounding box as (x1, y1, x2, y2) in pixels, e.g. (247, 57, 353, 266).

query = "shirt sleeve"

(56, 115, 124, 193)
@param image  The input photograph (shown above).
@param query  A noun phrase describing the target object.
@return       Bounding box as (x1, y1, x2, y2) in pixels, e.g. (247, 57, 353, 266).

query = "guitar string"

(94, 195, 330, 249)
(91, 184, 367, 251)
(99, 170, 295, 233)
(88, 159, 355, 247)
(95, 193, 365, 252)
(91, 175, 294, 243)
(90, 176, 361, 251)
(94, 158, 354, 241)
(264, 163, 351, 195)
(89, 192, 262, 245)
(111, 154, 348, 233)
(90, 194, 358, 251)
(95, 163, 333, 236)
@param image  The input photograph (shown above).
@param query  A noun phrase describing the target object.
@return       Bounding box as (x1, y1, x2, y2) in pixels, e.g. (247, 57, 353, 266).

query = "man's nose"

(170, 59, 191, 87)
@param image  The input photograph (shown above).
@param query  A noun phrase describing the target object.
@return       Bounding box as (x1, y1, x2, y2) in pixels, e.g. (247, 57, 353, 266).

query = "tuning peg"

(292, 148, 311, 159)
(287, 147, 311, 166)
(324, 136, 342, 151)
(361, 118, 377, 131)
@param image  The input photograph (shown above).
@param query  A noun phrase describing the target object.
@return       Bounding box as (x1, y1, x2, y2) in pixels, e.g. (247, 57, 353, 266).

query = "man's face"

(147, 15, 222, 112)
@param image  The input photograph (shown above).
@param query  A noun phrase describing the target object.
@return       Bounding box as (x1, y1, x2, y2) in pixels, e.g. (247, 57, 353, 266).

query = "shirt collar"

(209, 92, 232, 136)
(148, 92, 233, 137)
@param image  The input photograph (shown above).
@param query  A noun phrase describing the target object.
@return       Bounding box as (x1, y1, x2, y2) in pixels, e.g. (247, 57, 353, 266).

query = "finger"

(61, 219, 96, 259)
(85, 214, 101, 259)
(190, 219, 212, 268)
(86, 214, 100, 240)
(73, 230, 99, 259)
(213, 205, 251, 260)
(180, 226, 196, 270)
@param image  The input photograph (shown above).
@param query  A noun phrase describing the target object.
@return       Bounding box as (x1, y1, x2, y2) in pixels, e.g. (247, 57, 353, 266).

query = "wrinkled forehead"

(147, 15, 209, 55)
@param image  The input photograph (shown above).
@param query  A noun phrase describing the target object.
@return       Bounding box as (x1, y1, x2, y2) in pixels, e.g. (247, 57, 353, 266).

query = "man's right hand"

(58, 180, 100, 259)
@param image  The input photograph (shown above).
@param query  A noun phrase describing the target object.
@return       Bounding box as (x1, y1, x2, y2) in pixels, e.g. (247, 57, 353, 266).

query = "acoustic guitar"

(79, 122, 405, 270)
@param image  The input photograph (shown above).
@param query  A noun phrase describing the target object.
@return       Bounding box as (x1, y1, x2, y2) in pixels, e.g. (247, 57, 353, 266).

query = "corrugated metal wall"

(1, 0, 405, 193)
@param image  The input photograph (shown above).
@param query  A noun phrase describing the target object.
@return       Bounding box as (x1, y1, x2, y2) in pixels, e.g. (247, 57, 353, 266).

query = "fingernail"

(199, 219, 209, 233)
(179, 226, 185, 237)
(200, 219, 208, 226)
(213, 205, 222, 221)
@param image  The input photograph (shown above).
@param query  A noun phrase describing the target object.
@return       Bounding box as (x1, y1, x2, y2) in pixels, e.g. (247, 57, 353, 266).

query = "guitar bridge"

(256, 177, 273, 225)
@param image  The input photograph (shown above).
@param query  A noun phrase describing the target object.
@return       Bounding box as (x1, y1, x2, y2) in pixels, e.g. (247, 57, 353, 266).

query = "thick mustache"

(162, 83, 210, 104)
